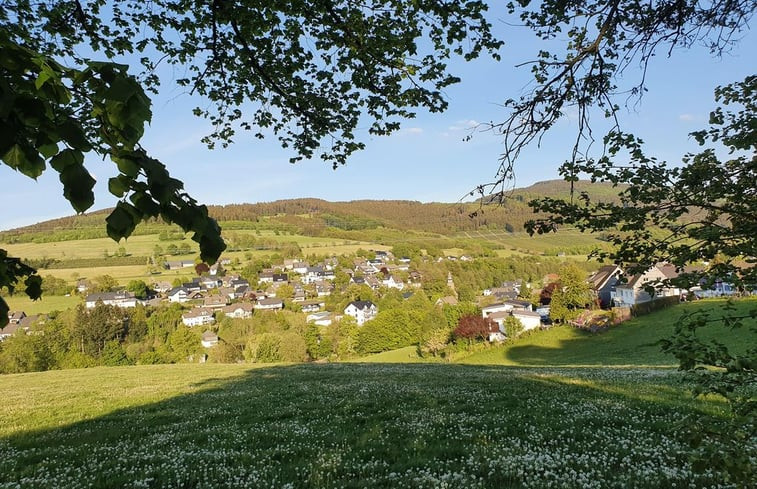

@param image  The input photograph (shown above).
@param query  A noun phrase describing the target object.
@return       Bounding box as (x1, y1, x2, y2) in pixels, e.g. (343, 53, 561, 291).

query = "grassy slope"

(0, 363, 738, 488)
(3, 294, 81, 315)
(461, 299, 756, 366)
(355, 299, 756, 367)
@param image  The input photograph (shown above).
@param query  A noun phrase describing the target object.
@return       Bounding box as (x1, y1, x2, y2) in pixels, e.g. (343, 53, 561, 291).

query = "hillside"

(0, 363, 739, 488)
(359, 299, 757, 367)
(0, 179, 622, 242)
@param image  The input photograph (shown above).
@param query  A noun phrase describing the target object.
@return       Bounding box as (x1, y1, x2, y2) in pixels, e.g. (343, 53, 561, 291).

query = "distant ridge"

(0, 179, 623, 239)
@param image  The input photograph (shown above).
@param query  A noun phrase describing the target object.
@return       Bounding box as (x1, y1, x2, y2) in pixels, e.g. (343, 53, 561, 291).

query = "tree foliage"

(453, 314, 496, 343)
(1, 0, 505, 326)
(549, 264, 592, 323)
(484, 0, 754, 195)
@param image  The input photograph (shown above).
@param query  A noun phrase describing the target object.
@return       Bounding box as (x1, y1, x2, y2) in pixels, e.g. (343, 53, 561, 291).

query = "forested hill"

(1, 180, 622, 241)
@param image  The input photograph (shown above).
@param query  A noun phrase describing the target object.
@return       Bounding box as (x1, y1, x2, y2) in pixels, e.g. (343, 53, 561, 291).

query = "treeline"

(4, 180, 630, 241)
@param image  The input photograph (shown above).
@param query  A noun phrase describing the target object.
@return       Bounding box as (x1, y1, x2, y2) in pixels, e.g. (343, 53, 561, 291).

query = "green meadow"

(0, 363, 743, 489)
(1, 301, 754, 488)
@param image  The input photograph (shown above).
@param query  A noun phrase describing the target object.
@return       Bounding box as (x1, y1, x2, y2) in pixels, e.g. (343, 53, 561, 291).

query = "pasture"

(0, 363, 744, 488)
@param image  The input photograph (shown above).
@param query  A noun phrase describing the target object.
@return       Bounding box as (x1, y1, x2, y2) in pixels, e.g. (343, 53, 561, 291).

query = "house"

(435, 296, 458, 307)
(165, 260, 195, 270)
(0, 314, 39, 340)
(221, 303, 254, 319)
(85, 291, 138, 309)
(351, 276, 366, 286)
(255, 298, 284, 311)
(182, 308, 215, 327)
(7, 311, 26, 325)
(511, 310, 542, 331)
(301, 300, 324, 313)
(365, 276, 382, 290)
(303, 266, 326, 284)
(293, 290, 307, 302)
(344, 300, 377, 326)
(292, 262, 309, 274)
(201, 331, 219, 348)
(382, 275, 405, 290)
(203, 295, 228, 310)
(481, 303, 513, 318)
(588, 265, 623, 308)
(228, 278, 250, 289)
(152, 281, 173, 294)
(486, 287, 518, 301)
(273, 273, 289, 284)
(503, 300, 532, 311)
(199, 277, 222, 289)
(306, 311, 334, 326)
(611, 265, 680, 306)
(167, 287, 191, 302)
(487, 311, 510, 331)
(259, 271, 274, 283)
(76, 280, 90, 293)
(315, 281, 333, 297)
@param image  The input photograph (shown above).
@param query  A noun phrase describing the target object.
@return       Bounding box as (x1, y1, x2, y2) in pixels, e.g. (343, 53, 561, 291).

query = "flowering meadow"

(0, 363, 751, 488)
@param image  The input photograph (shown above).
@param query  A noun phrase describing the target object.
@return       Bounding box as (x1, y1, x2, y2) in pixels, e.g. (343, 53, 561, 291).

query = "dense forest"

(0, 180, 623, 242)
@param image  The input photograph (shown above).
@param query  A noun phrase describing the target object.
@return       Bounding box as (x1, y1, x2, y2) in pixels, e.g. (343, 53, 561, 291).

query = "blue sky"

(2, 14, 755, 230)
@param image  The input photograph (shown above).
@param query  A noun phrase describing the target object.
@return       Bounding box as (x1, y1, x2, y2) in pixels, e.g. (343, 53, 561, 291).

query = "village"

(2, 248, 741, 351)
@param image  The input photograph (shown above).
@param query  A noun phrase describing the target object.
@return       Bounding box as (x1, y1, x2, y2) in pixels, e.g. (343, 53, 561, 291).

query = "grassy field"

(460, 299, 756, 366)
(3, 294, 81, 315)
(2, 231, 375, 261)
(0, 363, 744, 488)
(460, 229, 607, 255)
(356, 299, 757, 367)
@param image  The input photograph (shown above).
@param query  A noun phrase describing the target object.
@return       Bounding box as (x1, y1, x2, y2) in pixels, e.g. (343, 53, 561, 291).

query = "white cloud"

(447, 119, 479, 131)
(403, 127, 424, 135)
(678, 113, 700, 122)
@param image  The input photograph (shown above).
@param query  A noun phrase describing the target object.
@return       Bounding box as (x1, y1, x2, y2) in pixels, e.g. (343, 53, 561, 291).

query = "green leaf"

(3, 144, 45, 178)
(104, 75, 138, 103)
(0, 297, 8, 328)
(24, 274, 42, 300)
(105, 202, 139, 241)
(112, 155, 141, 177)
(34, 67, 54, 90)
(130, 191, 160, 217)
(49, 149, 84, 172)
(59, 164, 96, 213)
(3, 144, 26, 170)
(108, 175, 131, 197)
(58, 119, 92, 151)
(37, 142, 59, 159)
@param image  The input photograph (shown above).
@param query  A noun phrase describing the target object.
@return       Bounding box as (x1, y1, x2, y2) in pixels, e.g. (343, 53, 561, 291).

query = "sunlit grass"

(3, 294, 81, 315)
(0, 363, 746, 488)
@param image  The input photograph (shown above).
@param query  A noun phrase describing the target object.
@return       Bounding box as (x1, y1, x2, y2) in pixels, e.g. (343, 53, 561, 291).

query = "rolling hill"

(0, 179, 623, 243)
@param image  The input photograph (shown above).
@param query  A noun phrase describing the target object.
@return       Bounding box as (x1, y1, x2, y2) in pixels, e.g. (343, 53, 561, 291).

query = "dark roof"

(348, 300, 375, 310)
(657, 263, 679, 280)
(85, 291, 135, 302)
(588, 265, 622, 290)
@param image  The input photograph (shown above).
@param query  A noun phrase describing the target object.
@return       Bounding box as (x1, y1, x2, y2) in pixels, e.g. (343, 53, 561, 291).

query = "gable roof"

(347, 300, 375, 310)
(588, 265, 622, 290)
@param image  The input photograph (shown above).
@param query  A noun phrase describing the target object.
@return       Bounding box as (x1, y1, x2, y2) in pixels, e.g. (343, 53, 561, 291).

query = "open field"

(3, 231, 374, 261)
(0, 363, 745, 488)
(3, 294, 81, 315)
(459, 229, 607, 255)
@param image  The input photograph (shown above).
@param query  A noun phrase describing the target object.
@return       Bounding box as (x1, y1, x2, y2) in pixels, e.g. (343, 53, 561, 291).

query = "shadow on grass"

(503, 334, 672, 367)
(0, 363, 717, 488)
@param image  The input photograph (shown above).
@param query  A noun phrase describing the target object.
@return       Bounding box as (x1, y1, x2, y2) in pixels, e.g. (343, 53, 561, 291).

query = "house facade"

(611, 265, 679, 306)
(182, 308, 215, 327)
(344, 300, 377, 326)
(85, 291, 138, 309)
